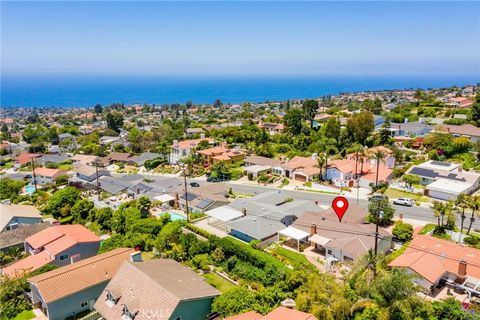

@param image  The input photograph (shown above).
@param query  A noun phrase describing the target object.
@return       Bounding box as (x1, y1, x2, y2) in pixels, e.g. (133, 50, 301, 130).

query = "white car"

(393, 198, 414, 207)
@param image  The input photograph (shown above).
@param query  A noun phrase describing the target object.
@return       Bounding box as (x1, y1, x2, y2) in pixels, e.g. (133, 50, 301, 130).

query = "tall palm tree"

(432, 201, 443, 227)
(467, 195, 480, 235)
(318, 137, 337, 179)
(315, 153, 326, 180)
(371, 150, 386, 187)
(347, 143, 363, 179)
(455, 193, 469, 242)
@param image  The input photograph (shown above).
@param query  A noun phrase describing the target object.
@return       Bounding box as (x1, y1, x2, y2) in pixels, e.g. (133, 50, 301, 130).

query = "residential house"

(33, 167, 68, 185)
(173, 183, 230, 213)
(448, 97, 475, 108)
(127, 152, 162, 167)
(0, 222, 50, 252)
(281, 155, 319, 182)
(226, 306, 317, 320)
(28, 248, 134, 320)
(389, 235, 480, 295)
(75, 165, 110, 183)
(0, 203, 43, 233)
(185, 127, 204, 137)
(244, 155, 284, 176)
(2, 225, 100, 278)
(258, 122, 284, 134)
(99, 152, 133, 166)
(71, 154, 98, 166)
(436, 124, 480, 142)
(406, 160, 480, 200)
(292, 204, 392, 261)
(94, 258, 220, 320)
(58, 132, 75, 142)
(169, 136, 215, 164)
(14, 153, 41, 169)
(390, 122, 433, 137)
(197, 146, 245, 165)
(37, 154, 71, 167)
(327, 155, 393, 189)
(225, 191, 323, 242)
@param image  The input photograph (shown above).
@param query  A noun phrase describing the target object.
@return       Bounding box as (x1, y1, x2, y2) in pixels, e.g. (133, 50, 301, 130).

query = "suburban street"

(153, 175, 480, 230)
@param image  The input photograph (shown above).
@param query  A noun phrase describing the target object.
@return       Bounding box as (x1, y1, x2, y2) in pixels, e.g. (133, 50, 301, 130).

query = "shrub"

(392, 221, 413, 242)
(463, 235, 480, 246)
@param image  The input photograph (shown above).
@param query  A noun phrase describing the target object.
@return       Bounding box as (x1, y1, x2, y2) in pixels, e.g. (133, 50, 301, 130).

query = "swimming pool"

(25, 185, 36, 194)
(160, 212, 186, 221)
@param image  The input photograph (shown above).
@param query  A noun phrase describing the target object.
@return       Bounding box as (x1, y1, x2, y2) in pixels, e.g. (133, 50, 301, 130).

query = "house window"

(59, 253, 69, 261)
(80, 301, 88, 308)
(327, 250, 332, 255)
(122, 305, 135, 320)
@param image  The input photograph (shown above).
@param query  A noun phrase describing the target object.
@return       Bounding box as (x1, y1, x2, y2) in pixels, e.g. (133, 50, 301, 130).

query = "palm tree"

(318, 137, 337, 179)
(314, 153, 326, 180)
(347, 143, 363, 179)
(467, 195, 480, 235)
(432, 201, 443, 227)
(371, 150, 386, 187)
(455, 193, 469, 242)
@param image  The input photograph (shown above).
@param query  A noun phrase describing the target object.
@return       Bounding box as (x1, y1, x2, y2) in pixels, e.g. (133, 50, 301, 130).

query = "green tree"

(302, 99, 318, 129)
(71, 198, 95, 223)
(323, 116, 341, 139)
(0, 178, 25, 201)
(378, 120, 392, 145)
(44, 187, 80, 218)
(137, 196, 152, 218)
(362, 98, 383, 115)
(106, 112, 124, 134)
(94, 104, 103, 114)
(471, 92, 480, 126)
(346, 111, 375, 144)
(211, 287, 256, 317)
(392, 221, 413, 241)
(402, 174, 421, 188)
(371, 150, 386, 187)
(283, 108, 304, 135)
(95, 207, 114, 231)
(466, 194, 480, 235)
(368, 198, 395, 226)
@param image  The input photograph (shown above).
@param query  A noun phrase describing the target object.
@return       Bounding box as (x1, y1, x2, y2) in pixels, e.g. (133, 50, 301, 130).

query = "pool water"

(161, 212, 186, 221)
(25, 185, 36, 194)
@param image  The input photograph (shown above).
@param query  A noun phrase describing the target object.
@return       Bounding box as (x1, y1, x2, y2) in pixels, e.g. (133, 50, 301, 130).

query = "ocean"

(1, 74, 478, 108)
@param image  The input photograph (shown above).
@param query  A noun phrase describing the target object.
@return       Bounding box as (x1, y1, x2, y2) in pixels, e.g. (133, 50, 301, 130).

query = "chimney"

(130, 251, 142, 263)
(173, 139, 178, 146)
(458, 260, 467, 279)
(310, 224, 317, 236)
(200, 133, 205, 139)
(241, 208, 247, 216)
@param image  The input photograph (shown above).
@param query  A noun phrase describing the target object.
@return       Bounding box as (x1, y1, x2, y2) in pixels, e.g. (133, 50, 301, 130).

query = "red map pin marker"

(332, 196, 349, 222)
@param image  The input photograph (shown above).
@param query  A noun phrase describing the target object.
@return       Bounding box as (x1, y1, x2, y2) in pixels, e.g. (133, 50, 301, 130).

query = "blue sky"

(1, 1, 479, 76)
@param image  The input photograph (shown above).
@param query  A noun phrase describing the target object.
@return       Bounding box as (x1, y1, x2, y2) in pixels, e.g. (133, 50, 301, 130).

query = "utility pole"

(183, 164, 190, 223)
(31, 156, 37, 192)
(94, 159, 100, 201)
(373, 199, 384, 276)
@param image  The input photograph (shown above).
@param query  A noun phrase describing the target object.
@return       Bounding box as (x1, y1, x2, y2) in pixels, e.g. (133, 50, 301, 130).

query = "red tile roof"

(34, 167, 66, 177)
(172, 138, 214, 149)
(3, 250, 54, 278)
(389, 235, 480, 285)
(15, 153, 41, 165)
(26, 225, 100, 250)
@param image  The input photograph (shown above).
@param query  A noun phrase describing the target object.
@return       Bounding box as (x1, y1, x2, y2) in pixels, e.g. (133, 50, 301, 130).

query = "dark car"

(368, 194, 389, 202)
(189, 182, 200, 187)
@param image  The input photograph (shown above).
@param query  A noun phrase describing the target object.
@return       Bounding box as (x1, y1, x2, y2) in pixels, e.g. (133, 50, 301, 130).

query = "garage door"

(428, 190, 454, 201)
(294, 174, 307, 182)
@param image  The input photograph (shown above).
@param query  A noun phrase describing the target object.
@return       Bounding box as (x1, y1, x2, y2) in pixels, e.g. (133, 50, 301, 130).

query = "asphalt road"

(132, 174, 480, 231)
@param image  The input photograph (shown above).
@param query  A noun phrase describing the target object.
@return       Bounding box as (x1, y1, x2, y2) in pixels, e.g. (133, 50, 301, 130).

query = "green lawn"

(383, 188, 429, 202)
(58, 163, 73, 171)
(272, 246, 315, 270)
(203, 272, 236, 293)
(13, 310, 35, 320)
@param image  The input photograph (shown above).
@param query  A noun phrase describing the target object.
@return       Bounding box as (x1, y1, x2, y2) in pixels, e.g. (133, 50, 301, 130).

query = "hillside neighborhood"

(1, 85, 480, 320)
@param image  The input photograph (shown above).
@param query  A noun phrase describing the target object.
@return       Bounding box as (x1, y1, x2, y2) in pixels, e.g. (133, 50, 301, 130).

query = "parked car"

(368, 194, 389, 202)
(189, 182, 200, 187)
(393, 198, 414, 207)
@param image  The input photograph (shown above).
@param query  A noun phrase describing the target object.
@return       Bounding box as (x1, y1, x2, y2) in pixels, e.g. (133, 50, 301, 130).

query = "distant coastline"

(1, 74, 478, 108)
